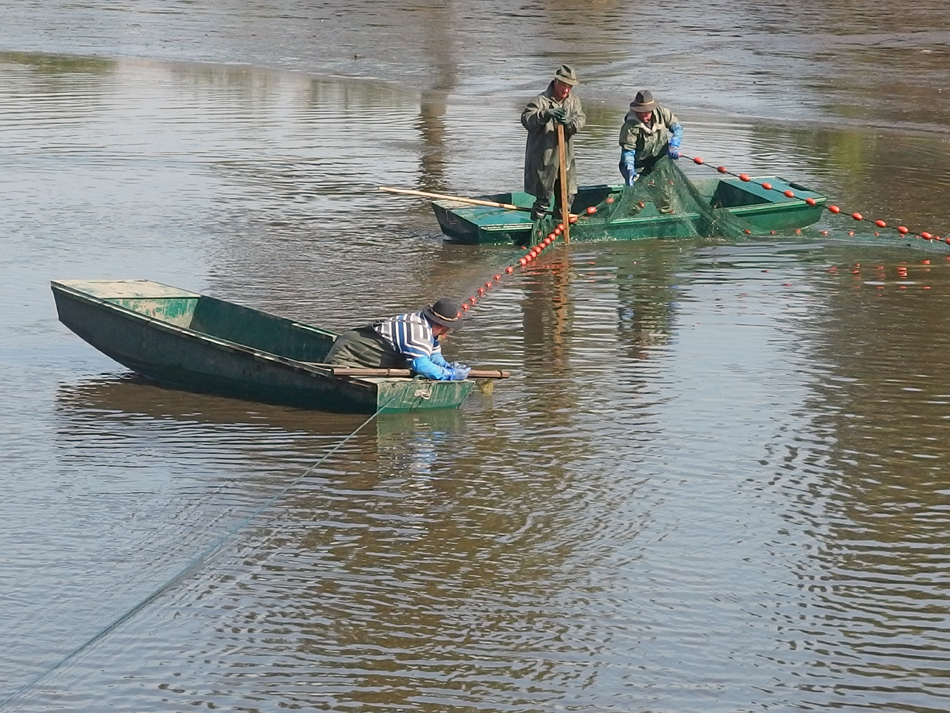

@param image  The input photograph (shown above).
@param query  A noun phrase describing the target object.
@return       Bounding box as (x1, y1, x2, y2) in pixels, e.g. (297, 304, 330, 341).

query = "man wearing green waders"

(521, 64, 587, 221)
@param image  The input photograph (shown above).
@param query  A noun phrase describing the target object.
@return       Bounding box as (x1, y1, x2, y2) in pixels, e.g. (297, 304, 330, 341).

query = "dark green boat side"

(51, 279, 474, 414)
(432, 175, 826, 245)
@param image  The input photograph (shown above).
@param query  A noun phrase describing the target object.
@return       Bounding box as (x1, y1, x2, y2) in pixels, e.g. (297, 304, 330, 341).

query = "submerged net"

(533, 157, 754, 244)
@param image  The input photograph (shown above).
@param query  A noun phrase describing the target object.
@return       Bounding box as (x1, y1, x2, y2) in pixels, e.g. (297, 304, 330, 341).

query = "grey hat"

(554, 64, 579, 86)
(423, 298, 461, 328)
(629, 89, 657, 112)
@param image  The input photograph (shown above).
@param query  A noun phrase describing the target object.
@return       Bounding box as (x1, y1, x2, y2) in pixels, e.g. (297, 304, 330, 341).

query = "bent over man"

(324, 298, 471, 380)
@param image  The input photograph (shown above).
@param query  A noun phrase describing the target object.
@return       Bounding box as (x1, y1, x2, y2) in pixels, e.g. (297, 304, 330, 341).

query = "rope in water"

(683, 153, 947, 245)
(0, 399, 397, 711)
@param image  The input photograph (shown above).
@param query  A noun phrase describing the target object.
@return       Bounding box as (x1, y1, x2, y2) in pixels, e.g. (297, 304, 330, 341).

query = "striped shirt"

(373, 311, 443, 361)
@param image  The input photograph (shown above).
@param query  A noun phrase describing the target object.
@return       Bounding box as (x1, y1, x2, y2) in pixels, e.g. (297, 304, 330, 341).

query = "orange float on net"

(505, 266, 514, 274)
(518, 258, 527, 266)
(717, 166, 728, 173)
(739, 174, 750, 182)
(852, 212, 863, 221)
(875, 220, 886, 228)
(494, 274, 501, 281)
(461, 303, 469, 312)
(469, 296, 477, 304)
(693, 156, 704, 165)
(477, 287, 485, 296)
(829, 205, 841, 214)
(922, 232, 933, 240)
(605, 196, 614, 204)
(744, 229, 752, 234)
(586, 206, 597, 214)
(897, 226, 909, 234)
(761, 182, 773, 191)
(805, 197, 816, 206)
(569, 215, 578, 224)
(784, 190, 795, 198)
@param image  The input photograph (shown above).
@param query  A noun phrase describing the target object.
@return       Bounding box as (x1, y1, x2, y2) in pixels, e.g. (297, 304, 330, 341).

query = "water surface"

(2, 3, 950, 711)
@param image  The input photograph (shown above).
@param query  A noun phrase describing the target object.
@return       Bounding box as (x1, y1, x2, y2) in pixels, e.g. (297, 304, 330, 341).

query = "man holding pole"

(324, 298, 472, 380)
(521, 64, 586, 222)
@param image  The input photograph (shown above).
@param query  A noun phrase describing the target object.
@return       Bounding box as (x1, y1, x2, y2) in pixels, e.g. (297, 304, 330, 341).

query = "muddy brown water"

(2, 2, 950, 711)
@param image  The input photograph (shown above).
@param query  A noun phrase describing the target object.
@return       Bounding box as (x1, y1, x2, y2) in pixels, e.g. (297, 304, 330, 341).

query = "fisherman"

(521, 64, 587, 221)
(618, 89, 683, 213)
(324, 298, 471, 380)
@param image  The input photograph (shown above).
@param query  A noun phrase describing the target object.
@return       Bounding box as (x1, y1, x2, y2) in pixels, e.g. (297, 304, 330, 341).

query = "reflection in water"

(3, 10, 950, 707)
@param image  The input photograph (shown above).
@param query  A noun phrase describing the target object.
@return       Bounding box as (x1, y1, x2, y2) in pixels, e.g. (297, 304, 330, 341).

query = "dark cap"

(629, 89, 657, 112)
(423, 298, 461, 328)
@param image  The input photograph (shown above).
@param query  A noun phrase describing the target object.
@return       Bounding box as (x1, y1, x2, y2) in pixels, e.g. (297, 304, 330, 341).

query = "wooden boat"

(430, 175, 827, 245)
(51, 279, 507, 414)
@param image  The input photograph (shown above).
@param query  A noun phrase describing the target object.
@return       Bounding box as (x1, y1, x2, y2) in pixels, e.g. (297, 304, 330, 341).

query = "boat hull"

(432, 176, 826, 245)
(51, 280, 473, 414)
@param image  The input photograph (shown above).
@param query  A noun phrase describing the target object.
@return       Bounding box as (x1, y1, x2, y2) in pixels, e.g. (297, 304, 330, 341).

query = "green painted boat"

(432, 175, 826, 245)
(51, 279, 476, 414)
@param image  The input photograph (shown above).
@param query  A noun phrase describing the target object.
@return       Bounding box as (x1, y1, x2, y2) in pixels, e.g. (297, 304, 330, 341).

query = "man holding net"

(618, 90, 683, 214)
(521, 64, 587, 221)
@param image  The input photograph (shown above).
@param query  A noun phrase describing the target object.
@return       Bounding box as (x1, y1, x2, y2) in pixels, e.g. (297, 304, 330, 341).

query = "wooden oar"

(379, 186, 531, 212)
(556, 123, 571, 244)
(332, 367, 510, 379)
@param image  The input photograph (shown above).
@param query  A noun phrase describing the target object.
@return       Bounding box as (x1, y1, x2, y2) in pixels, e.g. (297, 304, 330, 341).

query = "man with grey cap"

(324, 298, 471, 380)
(521, 64, 587, 221)
(618, 89, 684, 211)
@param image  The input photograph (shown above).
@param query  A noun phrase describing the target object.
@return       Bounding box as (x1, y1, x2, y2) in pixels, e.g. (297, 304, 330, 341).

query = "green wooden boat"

(50, 279, 476, 414)
(431, 175, 826, 245)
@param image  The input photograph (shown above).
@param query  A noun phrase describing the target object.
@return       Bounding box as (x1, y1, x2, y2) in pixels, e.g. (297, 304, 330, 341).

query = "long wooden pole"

(556, 123, 571, 244)
(379, 186, 530, 212)
(331, 367, 510, 379)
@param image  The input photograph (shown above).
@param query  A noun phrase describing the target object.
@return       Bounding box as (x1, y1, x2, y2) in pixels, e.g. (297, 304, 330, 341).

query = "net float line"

(455, 220, 580, 317)
(683, 154, 947, 245)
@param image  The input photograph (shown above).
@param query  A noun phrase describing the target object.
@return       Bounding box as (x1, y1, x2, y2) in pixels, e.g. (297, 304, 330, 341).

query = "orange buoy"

(693, 156, 704, 165)
(761, 182, 773, 191)
(739, 174, 750, 182)
(829, 205, 841, 214)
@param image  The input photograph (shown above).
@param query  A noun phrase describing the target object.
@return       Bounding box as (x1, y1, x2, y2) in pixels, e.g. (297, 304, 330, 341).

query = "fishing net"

(532, 157, 753, 245)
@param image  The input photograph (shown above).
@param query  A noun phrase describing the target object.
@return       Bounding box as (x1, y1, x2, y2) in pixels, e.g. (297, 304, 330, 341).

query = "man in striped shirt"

(325, 298, 471, 380)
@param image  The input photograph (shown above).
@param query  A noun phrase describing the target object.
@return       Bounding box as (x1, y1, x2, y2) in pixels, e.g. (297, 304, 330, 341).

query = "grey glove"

(547, 107, 567, 124)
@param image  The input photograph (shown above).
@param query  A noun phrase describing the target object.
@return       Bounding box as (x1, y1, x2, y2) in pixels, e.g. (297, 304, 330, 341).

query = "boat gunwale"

(50, 280, 390, 386)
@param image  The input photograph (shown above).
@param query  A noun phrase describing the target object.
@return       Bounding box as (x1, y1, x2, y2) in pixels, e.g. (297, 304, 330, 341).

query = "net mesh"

(533, 157, 754, 244)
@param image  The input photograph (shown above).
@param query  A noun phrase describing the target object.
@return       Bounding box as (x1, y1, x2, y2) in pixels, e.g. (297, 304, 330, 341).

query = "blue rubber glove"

(430, 351, 450, 368)
(410, 355, 445, 380)
(668, 123, 683, 160)
(446, 365, 471, 381)
(620, 149, 637, 185)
